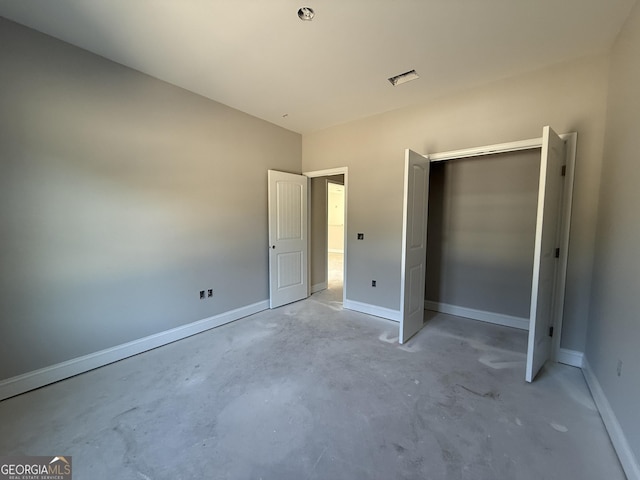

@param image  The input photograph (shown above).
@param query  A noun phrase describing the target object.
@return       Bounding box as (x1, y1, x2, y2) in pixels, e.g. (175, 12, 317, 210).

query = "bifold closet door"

(526, 126, 565, 382)
(400, 149, 430, 344)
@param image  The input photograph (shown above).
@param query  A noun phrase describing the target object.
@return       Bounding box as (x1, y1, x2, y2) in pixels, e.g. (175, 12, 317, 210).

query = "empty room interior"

(1, 1, 639, 479)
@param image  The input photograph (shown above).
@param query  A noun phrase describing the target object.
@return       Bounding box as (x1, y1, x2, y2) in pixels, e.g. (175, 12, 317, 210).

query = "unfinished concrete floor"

(0, 285, 624, 479)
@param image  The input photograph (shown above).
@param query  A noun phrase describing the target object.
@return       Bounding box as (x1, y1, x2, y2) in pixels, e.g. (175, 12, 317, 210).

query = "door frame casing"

(405, 132, 577, 364)
(303, 167, 349, 305)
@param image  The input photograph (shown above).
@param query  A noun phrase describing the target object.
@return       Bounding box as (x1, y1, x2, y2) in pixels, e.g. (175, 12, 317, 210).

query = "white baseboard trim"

(582, 359, 640, 480)
(424, 300, 529, 331)
(0, 300, 269, 401)
(343, 299, 400, 322)
(311, 282, 327, 294)
(557, 348, 584, 368)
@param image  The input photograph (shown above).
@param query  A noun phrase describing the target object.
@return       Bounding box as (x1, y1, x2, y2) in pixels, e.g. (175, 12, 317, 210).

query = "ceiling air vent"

(388, 69, 419, 86)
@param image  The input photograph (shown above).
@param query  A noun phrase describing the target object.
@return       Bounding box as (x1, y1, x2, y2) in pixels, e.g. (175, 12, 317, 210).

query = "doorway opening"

(305, 167, 348, 305)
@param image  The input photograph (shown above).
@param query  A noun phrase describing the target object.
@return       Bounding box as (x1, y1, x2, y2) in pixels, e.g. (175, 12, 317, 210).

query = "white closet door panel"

(400, 150, 430, 344)
(526, 126, 565, 382)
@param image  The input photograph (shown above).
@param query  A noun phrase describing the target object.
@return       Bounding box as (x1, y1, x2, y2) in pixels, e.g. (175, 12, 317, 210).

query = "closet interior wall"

(425, 148, 542, 324)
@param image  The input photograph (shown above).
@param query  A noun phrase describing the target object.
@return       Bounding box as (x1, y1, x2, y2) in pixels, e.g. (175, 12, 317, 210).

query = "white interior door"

(268, 170, 308, 308)
(526, 126, 566, 382)
(400, 149, 430, 344)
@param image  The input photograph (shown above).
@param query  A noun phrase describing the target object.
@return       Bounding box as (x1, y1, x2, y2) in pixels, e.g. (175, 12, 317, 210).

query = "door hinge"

(561, 165, 566, 176)
(549, 326, 554, 337)
(555, 247, 560, 258)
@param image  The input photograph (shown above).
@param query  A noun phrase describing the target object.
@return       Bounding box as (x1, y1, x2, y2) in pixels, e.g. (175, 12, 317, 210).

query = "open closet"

(399, 126, 577, 382)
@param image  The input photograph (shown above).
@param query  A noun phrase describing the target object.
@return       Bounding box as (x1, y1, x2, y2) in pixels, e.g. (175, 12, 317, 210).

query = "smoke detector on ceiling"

(298, 7, 315, 21)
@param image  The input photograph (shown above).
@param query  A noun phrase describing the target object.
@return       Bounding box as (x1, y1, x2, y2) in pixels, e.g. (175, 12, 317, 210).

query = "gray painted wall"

(0, 19, 301, 380)
(303, 54, 609, 352)
(586, 1, 640, 464)
(426, 150, 540, 318)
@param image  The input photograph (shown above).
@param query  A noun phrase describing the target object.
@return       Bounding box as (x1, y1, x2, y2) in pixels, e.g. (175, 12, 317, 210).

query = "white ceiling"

(0, 0, 636, 133)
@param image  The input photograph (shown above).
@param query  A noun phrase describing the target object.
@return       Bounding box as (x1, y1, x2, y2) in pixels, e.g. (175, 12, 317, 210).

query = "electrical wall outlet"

(199, 290, 205, 299)
(208, 289, 213, 297)
(372, 280, 376, 287)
